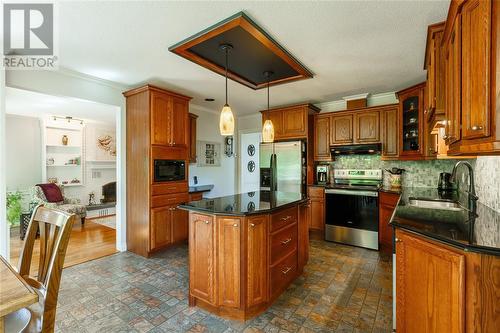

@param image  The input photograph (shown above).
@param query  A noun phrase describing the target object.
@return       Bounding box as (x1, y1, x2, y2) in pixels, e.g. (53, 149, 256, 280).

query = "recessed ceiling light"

(205, 98, 215, 102)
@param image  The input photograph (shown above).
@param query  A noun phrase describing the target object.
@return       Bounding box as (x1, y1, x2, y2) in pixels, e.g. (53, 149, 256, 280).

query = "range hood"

(330, 143, 382, 155)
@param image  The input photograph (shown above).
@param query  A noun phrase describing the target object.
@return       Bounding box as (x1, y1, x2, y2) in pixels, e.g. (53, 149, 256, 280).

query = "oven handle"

(325, 189, 379, 197)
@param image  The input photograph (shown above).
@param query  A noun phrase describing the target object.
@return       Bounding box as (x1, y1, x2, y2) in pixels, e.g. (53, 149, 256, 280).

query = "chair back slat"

(16, 205, 76, 332)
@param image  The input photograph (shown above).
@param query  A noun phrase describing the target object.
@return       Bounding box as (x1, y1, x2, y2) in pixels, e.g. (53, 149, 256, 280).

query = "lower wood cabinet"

(246, 215, 269, 308)
(218, 217, 241, 308)
(307, 186, 325, 231)
(378, 191, 400, 253)
(171, 207, 188, 243)
(396, 229, 465, 333)
(298, 201, 310, 271)
(189, 213, 216, 305)
(151, 207, 172, 250)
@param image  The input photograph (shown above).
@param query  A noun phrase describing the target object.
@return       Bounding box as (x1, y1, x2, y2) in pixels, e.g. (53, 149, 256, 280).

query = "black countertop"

(390, 187, 500, 256)
(188, 184, 214, 193)
(179, 191, 307, 216)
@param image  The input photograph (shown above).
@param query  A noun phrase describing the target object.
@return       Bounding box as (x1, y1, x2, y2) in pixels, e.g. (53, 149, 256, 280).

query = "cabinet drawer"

(151, 193, 189, 207)
(152, 182, 188, 196)
(270, 251, 297, 296)
(307, 186, 324, 199)
(189, 192, 203, 201)
(270, 223, 297, 265)
(271, 206, 298, 232)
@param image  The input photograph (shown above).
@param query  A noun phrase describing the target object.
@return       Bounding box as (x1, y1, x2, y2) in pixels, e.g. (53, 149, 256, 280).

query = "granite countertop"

(188, 184, 214, 193)
(179, 190, 307, 216)
(390, 187, 500, 255)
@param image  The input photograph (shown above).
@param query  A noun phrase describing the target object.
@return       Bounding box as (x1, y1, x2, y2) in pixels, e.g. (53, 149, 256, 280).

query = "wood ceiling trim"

(169, 12, 313, 90)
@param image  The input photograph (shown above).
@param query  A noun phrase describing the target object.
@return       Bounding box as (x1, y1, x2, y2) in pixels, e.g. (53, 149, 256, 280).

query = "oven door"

(324, 189, 379, 250)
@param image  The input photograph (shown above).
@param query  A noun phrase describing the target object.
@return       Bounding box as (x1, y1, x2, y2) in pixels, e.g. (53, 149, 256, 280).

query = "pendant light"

(262, 71, 275, 143)
(219, 44, 235, 136)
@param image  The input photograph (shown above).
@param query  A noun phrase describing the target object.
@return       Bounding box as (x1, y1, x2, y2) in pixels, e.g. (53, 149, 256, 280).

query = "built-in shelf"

(60, 183, 83, 187)
(47, 164, 81, 167)
(46, 144, 81, 148)
(86, 160, 116, 163)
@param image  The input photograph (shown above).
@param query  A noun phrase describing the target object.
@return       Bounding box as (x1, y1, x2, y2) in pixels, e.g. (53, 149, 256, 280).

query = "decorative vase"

(62, 135, 69, 146)
(390, 174, 402, 188)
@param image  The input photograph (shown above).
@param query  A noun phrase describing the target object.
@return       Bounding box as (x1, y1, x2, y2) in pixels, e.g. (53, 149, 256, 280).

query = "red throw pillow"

(37, 183, 64, 203)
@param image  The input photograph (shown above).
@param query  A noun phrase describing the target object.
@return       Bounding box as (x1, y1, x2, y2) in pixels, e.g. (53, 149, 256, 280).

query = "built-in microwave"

(154, 159, 186, 182)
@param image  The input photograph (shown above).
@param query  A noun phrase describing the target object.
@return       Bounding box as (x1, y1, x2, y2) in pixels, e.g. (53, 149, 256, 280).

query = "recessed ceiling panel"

(169, 12, 313, 90)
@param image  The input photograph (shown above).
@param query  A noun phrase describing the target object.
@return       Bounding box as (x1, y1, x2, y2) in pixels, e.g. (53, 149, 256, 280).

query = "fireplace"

(101, 181, 116, 203)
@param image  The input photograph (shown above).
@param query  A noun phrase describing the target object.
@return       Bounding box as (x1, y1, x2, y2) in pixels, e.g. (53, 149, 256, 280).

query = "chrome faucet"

(451, 161, 478, 208)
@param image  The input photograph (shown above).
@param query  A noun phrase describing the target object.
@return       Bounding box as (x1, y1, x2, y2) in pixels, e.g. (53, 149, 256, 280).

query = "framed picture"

(197, 141, 221, 167)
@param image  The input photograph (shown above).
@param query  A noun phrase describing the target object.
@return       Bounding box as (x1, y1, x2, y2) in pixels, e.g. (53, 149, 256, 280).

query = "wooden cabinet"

(124, 84, 191, 257)
(189, 192, 203, 202)
(189, 213, 216, 305)
(307, 186, 324, 231)
(330, 114, 353, 144)
(378, 191, 400, 253)
(313, 114, 331, 161)
(261, 103, 320, 141)
(445, 14, 462, 146)
(298, 201, 310, 272)
(461, 0, 491, 140)
(355, 111, 380, 143)
(188, 113, 198, 163)
(381, 106, 399, 159)
(246, 215, 268, 308)
(397, 83, 426, 159)
(218, 217, 241, 308)
(425, 22, 446, 122)
(395, 230, 465, 333)
(150, 207, 172, 250)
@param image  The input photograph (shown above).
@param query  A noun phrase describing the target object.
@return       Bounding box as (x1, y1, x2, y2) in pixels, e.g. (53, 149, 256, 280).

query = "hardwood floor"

(9, 219, 117, 273)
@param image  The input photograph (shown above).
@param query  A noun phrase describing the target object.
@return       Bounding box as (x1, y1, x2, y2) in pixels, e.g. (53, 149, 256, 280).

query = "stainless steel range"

(325, 169, 382, 250)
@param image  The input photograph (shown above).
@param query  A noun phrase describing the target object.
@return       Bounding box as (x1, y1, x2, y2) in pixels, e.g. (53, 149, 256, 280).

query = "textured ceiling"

(57, 1, 449, 115)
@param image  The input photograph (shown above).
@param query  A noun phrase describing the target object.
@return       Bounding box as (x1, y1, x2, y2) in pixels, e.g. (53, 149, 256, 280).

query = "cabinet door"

(445, 15, 462, 145)
(381, 107, 399, 158)
(246, 215, 268, 308)
(171, 97, 189, 147)
(434, 30, 446, 117)
(330, 114, 353, 144)
(282, 107, 307, 138)
(378, 192, 399, 253)
(150, 207, 172, 250)
(396, 230, 465, 333)
(399, 86, 425, 158)
(151, 91, 172, 146)
(314, 115, 331, 161)
(218, 217, 241, 308)
(310, 198, 324, 230)
(171, 207, 188, 243)
(461, 0, 491, 139)
(355, 111, 380, 143)
(188, 113, 198, 163)
(189, 214, 216, 304)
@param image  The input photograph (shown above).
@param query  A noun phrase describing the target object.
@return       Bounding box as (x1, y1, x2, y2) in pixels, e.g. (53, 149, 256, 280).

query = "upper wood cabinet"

(381, 106, 399, 159)
(313, 114, 331, 161)
(330, 114, 353, 144)
(461, 0, 491, 140)
(445, 14, 462, 146)
(188, 113, 198, 163)
(424, 22, 446, 122)
(150, 91, 189, 148)
(395, 230, 465, 333)
(261, 103, 320, 141)
(397, 83, 426, 159)
(355, 111, 380, 143)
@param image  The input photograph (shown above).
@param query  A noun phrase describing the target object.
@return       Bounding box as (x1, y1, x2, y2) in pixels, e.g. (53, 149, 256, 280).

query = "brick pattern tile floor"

(54, 239, 393, 333)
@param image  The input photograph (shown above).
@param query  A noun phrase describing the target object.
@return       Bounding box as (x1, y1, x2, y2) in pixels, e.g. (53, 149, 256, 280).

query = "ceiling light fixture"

(219, 44, 235, 136)
(52, 115, 84, 125)
(262, 71, 275, 143)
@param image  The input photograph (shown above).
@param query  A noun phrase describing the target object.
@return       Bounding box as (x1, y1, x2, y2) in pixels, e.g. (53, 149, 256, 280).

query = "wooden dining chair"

(5, 205, 76, 333)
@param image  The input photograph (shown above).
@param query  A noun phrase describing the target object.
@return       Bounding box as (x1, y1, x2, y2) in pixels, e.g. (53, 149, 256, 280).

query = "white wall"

(6, 115, 42, 192)
(5, 69, 127, 252)
(0, 69, 7, 257)
(189, 106, 236, 197)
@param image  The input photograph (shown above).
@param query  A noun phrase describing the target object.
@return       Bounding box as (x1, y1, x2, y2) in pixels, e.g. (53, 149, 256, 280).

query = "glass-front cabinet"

(397, 82, 426, 159)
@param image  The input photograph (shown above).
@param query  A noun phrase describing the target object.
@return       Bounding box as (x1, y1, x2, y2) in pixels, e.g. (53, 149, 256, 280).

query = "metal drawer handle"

(395, 238, 402, 243)
(280, 215, 292, 221)
(233, 223, 238, 227)
(281, 267, 292, 275)
(471, 125, 483, 131)
(281, 238, 292, 245)
(204, 220, 210, 224)
(250, 223, 255, 227)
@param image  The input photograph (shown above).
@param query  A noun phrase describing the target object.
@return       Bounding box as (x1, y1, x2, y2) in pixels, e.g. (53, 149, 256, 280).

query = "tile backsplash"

(328, 155, 499, 213)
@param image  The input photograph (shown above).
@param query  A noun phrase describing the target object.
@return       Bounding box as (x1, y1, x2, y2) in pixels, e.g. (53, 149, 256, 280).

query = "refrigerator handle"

(270, 153, 277, 191)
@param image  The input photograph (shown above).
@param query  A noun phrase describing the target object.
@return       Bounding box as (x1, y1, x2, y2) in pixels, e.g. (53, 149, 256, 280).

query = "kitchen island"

(179, 191, 309, 320)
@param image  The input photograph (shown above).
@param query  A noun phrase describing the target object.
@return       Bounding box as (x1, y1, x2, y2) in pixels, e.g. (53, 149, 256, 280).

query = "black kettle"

(438, 172, 455, 191)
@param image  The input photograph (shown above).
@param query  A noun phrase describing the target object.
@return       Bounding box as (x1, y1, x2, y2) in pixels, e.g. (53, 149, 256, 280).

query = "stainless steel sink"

(408, 198, 465, 211)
